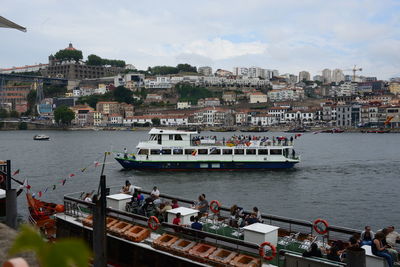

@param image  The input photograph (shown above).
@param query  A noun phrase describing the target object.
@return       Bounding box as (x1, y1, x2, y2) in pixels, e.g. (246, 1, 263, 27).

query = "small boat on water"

(321, 128, 344, 133)
(284, 127, 308, 133)
(26, 192, 64, 239)
(114, 128, 299, 170)
(361, 129, 391, 133)
(33, 134, 50, 141)
(240, 127, 269, 133)
(210, 127, 236, 132)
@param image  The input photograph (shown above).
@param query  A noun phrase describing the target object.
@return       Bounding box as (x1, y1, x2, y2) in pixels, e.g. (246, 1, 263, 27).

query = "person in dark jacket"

(302, 243, 322, 258)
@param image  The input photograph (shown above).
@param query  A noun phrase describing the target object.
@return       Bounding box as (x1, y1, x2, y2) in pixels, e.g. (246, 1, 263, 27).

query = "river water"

(1, 130, 399, 231)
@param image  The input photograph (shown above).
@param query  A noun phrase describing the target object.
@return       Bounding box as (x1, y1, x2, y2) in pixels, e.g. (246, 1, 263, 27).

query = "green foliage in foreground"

(8, 224, 91, 267)
(18, 122, 28, 130)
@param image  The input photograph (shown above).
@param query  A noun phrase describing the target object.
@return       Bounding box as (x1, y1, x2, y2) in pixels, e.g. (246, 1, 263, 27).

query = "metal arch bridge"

(0, 73, 68, 106)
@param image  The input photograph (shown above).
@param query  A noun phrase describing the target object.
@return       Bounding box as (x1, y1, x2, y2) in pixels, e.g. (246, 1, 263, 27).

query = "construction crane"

(343, 65, 362, 81)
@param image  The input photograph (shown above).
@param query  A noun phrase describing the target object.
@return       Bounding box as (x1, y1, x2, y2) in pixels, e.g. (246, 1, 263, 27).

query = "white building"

(251, 114, 278, 126)
(232, 67, 248, 76)
(248, 67, 264, 78)
(249, 92, 268, 104)
(268, 88, 304, 102)
(198, 98, 221, 107)
(177, 101, 191, 109)
(299, 71, 311, 82)
(322, 69, 332, 84)
(284, 110, 314, 123)
(332, 69, 345, 83)
(198, 66, 212, 76)
(145, 76, 172, 89)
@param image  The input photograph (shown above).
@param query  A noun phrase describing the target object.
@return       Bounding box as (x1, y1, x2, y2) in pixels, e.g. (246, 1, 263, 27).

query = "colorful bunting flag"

(62, 179, 66, 185)
(80, 168, 87, 172)
(38, 191, 42, 198)
(53, 185, 56, 190)
(94, 161, 100, 167)
(12, 169, 20, 176)
(69, 173, 75, 178)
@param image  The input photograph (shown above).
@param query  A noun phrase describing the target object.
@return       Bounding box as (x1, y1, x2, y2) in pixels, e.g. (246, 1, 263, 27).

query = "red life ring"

(147, 216, 160, 231)
(259, 241, 277, 261)
(313, 219, 329, 235)
(0, 173, 4, 184)
(209, 200, 221, 214)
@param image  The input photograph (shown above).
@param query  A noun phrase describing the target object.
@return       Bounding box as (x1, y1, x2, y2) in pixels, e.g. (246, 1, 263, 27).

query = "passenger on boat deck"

(190, 216, 203, 231)
(361, 225, 375, 246)
(244, 212, 260, 226)
(351, 233, 362, 247)
(340, 237, 360, 262)
(327, 246, 342, 262)
(151, 186, 160, 198)
(195, 195, 209, 216)
(84, 193, 92, 203)
(171, 199, 179, 209)
(157, 201, 172, 220)
(302, 243, 322, 258)
(381, 228, 399, 262)
(152, 195, 162, 207)
(386, 226, 400, 248)
(124, 147, 128, 159)
(121, 180, 134, 195)
(229, 205, 244, 227)
(372, 231, 394, 267)
(253, 207, 262, 221)
(173, 212, 182, 226)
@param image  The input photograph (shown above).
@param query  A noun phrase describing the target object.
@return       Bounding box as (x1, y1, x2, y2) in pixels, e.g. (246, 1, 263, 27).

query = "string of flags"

(14, 152, 115, 198)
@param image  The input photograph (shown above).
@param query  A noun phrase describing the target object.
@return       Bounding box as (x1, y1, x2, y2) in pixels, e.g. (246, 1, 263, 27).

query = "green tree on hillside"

(54, 49, 83, 62)
(0, 109, 8, 118)
(177, 63, 197, 73)
(176, 83, 213, 104)
(87, 54, 126, 67)
(87, 54, 103, 65)
(54, 105, 75, 125)
(113, 86, 133, 104)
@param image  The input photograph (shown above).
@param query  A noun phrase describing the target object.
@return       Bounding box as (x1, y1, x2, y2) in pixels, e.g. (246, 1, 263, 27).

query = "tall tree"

(113, 86, 133, 104)
(54, 49, 83, 62)
(54, 105, 75, 125)
(177, 63, 197, 73)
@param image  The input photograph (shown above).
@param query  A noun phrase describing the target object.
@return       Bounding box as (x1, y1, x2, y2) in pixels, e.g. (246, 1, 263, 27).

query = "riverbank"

(2, 124, 400, 133)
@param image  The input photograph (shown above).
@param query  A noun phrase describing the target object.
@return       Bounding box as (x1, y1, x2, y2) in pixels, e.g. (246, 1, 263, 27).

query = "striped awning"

(0, 16, 26, 32)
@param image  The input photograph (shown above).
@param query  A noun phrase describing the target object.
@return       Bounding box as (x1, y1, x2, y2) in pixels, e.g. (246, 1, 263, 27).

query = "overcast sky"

(1, 0, 399, 79)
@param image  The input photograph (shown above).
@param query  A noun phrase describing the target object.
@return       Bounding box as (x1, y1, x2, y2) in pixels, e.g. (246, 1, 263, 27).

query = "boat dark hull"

(115, 158, 297, 170)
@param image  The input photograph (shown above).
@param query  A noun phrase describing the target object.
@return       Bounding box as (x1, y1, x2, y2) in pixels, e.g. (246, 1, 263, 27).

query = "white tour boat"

(115, 128, 300, 170)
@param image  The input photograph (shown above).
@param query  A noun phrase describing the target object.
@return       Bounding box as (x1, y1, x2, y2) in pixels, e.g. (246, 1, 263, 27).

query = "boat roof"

(148, 128, 198, 135)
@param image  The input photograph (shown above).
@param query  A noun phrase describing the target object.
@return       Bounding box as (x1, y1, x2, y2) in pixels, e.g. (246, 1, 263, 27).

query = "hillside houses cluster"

(67, 94, 400, 128)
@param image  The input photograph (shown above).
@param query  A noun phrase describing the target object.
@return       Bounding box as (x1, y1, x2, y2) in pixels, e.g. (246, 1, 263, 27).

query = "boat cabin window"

(209, 148, 221, 155)
(270, 149, 282, 155)
(222, 149, 233, 155)
(258, 149, 268, 155)
(174, 134, 183, 141)
(149, 134, 157, 141)
(198, 149, 208, 155)
(138, 149, 149, 155)
(283, 148, 289, 157)
(184, 149, 194, 155)
(246, 149, 256, 155)
(151, 149, 160, 155)
(234, 149, 244, 155)
(162, 149, 171, 155)
(169, 134, 174, 140)
(173, 149, 183, 155)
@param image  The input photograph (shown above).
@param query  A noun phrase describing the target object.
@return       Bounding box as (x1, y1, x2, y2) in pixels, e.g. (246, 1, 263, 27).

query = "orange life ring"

(259, 241, 277, 261)
(313, 218, 329, 235)
(148, 216, 160, 231)
(209, 200, 221, 214)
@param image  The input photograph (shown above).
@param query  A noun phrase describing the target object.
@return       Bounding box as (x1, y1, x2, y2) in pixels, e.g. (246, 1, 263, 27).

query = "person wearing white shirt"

(121, 180, 135, 195)
(386, 226, 400, 248)
(151, 186, 160, 197)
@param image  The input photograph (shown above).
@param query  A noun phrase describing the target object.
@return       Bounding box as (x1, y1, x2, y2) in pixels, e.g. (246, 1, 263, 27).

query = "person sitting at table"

(190, 216, 203, 231)
(151, 186, 160, 198)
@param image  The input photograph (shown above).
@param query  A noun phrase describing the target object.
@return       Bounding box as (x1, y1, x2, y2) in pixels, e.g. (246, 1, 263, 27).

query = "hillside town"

(1, 43, 400, 130)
